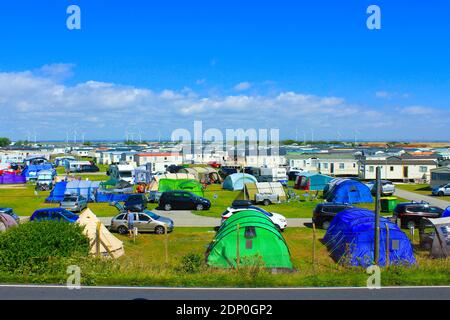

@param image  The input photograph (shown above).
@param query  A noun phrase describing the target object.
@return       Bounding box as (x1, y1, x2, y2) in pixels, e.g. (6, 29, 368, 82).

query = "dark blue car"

(30, 208, 79, 223)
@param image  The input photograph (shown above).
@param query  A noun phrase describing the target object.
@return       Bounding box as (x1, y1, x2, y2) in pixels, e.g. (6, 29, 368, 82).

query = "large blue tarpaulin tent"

(323, 208, 416, 267)
(45, 181, 68, 203)
(325, 179, 373, 204)
(65, 180, 101, 202)
(95, 192, 131, 203)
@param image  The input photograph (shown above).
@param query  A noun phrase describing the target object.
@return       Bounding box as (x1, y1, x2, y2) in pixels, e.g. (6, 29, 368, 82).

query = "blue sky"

(0, 1, 449, 141)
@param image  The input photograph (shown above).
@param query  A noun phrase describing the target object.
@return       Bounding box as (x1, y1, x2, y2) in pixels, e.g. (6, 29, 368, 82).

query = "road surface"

(0, 284, 449, 300)
(97, 211, 311, 228)
(394, 188, 450, 208)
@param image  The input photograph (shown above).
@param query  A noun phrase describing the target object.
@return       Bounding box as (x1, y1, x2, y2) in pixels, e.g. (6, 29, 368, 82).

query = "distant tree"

(0, 137, 11, 147)
(83, 141, 92, 146)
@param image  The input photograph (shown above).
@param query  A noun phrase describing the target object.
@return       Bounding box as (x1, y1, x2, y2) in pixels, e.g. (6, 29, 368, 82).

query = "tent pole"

(236, 224, 240, 269)
(374, 166, 381, 265)
(96, 221, 101, 258)
(385, 223, 390, 269)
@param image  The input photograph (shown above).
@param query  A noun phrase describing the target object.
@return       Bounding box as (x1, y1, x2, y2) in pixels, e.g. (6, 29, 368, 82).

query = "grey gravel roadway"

(394, 188, 450, 208)
(0, 285, 449, 300)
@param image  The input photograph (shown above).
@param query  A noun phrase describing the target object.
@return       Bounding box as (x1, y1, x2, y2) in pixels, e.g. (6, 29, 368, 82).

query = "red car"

(208, 161, 221, 169)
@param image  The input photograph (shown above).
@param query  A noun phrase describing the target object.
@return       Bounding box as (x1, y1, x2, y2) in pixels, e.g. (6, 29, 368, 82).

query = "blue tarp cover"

(323, 208, 416, 267)
(443, 207, 450, 218)
(45, 181, 68, 203)
(325, 179, 373, 204)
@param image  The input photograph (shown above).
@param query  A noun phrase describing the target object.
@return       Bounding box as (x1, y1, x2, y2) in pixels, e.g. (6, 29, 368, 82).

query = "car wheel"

(155, 226, 165, 235)
(118, 226, 128, 235)
(322, 221, 331, 230)
(275, 224, 282, 232)
(406, 220, 416, 230)
(438, 191, 444, 197)
(164, 204, 172, 211)
(196, 204, 204, 211)
(263, 199, 271, 206)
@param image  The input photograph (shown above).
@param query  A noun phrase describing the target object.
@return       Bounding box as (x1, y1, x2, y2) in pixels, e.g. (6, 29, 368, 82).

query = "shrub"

(0, 221, 90, 274)
(178, 253, 204, 274)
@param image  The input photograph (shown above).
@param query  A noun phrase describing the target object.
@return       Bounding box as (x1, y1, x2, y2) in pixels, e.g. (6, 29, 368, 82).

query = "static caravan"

(108, 164, 136, 184)
(258, 167, 288, 185)
(65, 161, 92, 173)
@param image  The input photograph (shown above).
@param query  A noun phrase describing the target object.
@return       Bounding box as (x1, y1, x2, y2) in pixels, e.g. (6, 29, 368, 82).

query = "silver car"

(110, 208, 174, 235)
(366, 180, 395, 196)
(60, 195, 88, 212)
(432, 183, 450, 197)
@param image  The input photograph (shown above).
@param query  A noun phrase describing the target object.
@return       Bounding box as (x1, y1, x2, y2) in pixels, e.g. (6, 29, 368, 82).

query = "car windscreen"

(63, 196, 78, 202)
(144, 210, 160, 220)
(60, 210, 78, 220)
(252, 207, 273, 217)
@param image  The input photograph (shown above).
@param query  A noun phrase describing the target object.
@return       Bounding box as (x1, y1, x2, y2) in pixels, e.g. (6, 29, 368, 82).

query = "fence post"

(164, 225, 169, 265)
(385, 223, 390, 269)
(96, 221, 101, 258)
(236, 224, 240, 269)
(312, 222, 317, 274)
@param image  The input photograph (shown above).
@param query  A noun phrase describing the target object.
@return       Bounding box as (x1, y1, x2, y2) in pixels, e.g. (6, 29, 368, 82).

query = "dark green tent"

(206, 210, 293, 270)
(158, 179, 204, 197)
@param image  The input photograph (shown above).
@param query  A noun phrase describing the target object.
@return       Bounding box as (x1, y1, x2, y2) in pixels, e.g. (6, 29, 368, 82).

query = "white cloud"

(234, 82, 252, 91)
(0, 66, 448, 140)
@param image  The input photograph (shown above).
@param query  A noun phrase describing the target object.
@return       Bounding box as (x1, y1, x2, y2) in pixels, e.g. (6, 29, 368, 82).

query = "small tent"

(206, 210, 293, 270)
(148, 173, 196, 191)
(424, 217, 450, 258)
(294, 173, 333, 191)
(245, 182, 287, 201)
(222, 173, 258, 191)
(76, 209, 124, 258)
(0, 213, 18, 232)
(45, 181, 68, 203)
(442, 207, 450, 218)
(323, 208, 415, 267)
(158, 179, 204, 197)
(325, 179, 373, 204)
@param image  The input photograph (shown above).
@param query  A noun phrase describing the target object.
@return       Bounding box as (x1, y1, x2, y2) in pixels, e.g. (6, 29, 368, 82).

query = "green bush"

(177, 253, 204, 274)
(0, 221, 90, 274)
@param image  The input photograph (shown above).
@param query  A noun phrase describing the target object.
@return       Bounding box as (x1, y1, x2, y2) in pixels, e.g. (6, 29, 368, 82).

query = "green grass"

(2, 227, 448, 287)
(199, 184, 406, 219)
(396, 183, 450, 200)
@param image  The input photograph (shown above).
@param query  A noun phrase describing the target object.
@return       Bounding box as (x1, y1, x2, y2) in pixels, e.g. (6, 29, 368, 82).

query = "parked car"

(80, 164, 100, 173)
(60, 195, 88, 212)
(30, 208, 79, 223)
(366, 180, 395, 196)
(432, 183, 450, 197)
(313, 203, 354, 229)
(220, 204, 288, 231)
(110, 210, 174, 235)
(393, 201, 444, 229)
(124, 194, 148, 212)
(159, 191, 211, 211)
(0, 208, 20, 224)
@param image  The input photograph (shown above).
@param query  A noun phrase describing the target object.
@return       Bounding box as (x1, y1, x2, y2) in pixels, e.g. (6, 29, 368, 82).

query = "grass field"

(3, 227, 447, 287)
(396, 183, 450, 200)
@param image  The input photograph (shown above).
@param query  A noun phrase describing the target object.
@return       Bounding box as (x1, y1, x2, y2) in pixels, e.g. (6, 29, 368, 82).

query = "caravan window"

(120, 171, 132, 178)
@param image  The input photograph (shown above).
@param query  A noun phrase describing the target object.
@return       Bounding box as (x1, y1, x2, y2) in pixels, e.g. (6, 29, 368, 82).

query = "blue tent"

(45, 181, 68, 203)
(222, 173, 258, 191)
(325, 179, 373, 204)
(95, 192, 131, 203)
(323, 208, 416, 267)
(22, 164, 54, 180)
(65, 180, 101, 202)
(443, 207, 450, 218)
(294, 172, 333, 191)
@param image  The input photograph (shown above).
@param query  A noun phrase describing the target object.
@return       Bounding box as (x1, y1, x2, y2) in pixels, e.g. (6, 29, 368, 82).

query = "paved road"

(0, 285, 449, 300)
(97, 211, 311, 228)
(394, 188, 450, 208)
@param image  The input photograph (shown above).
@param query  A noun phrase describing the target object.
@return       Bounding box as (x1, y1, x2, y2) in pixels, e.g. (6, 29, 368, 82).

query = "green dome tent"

(206, 210, 293, 270)
(158, 179, 204, 197)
